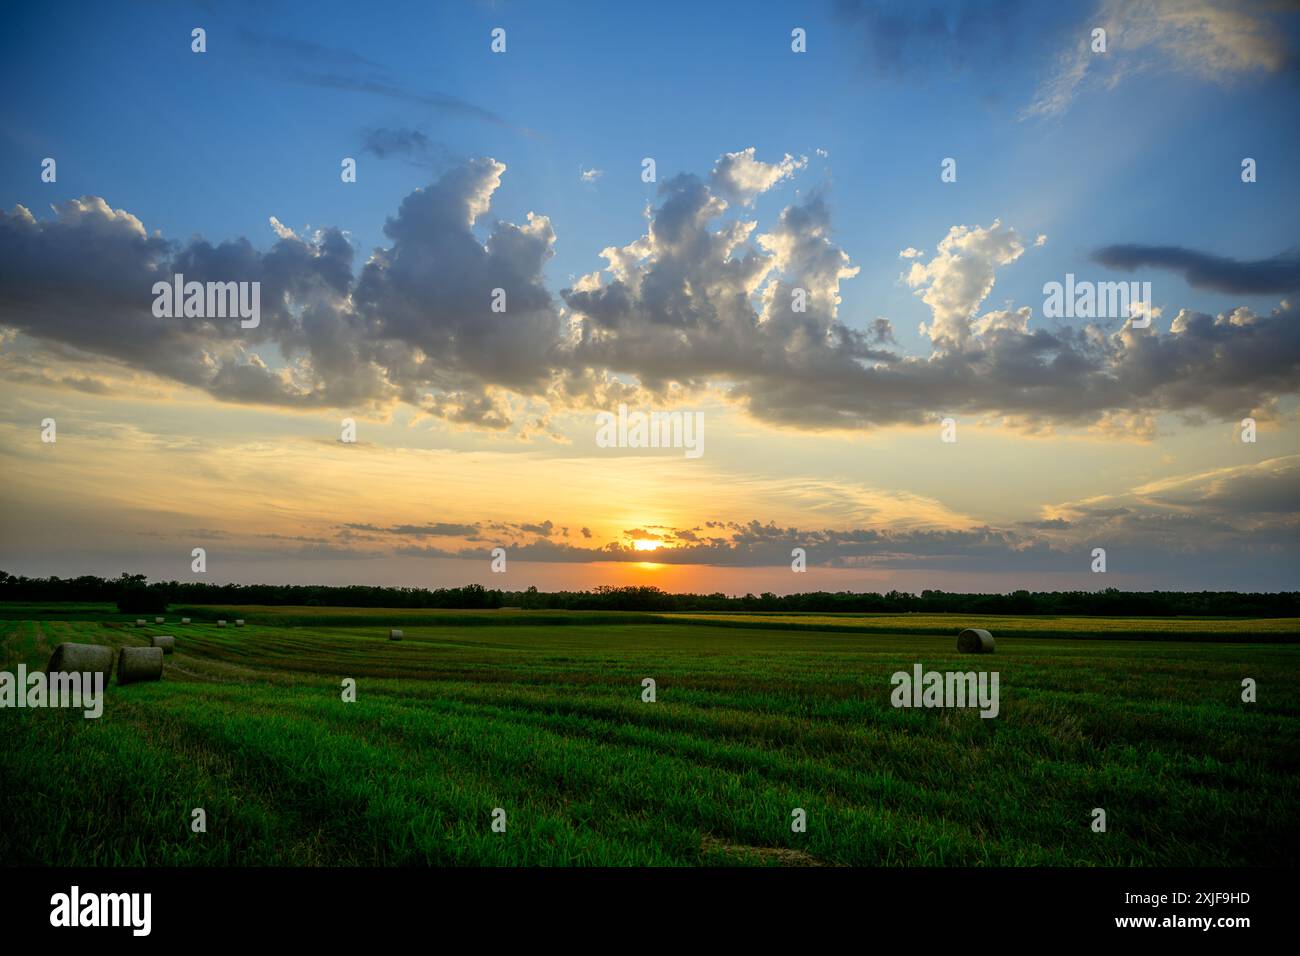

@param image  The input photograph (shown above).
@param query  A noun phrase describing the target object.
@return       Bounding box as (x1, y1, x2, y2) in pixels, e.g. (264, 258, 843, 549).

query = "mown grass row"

(6, 603, 1298, 641)
(2, 618, 1298, 865)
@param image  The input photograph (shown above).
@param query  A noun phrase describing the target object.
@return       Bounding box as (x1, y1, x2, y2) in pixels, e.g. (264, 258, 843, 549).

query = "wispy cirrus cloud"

(1025, 0, 1299, 119)
(237, 28, 514, 128)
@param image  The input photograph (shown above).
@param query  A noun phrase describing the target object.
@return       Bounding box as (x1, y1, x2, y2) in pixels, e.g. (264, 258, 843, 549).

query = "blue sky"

(2, 0, 1298, 591)
(5, 0, 1296, 349)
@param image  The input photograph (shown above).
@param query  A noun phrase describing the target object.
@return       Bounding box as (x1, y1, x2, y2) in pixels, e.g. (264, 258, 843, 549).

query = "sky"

(1, 0, 1298, 594)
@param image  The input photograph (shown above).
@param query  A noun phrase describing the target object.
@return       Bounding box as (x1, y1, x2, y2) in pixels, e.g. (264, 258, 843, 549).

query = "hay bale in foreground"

(151, 635, 176, 654)
(389, 628, 403, 641)
(46, 642, 113, 678)
(117, 646, 163, 685)
(181, 617, 191, 624)
(957, 628, 995, 653)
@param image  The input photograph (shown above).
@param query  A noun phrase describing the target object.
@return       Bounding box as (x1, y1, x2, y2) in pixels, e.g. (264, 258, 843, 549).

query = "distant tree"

(116, 583, 168, 614)
(2, 569, 1295, 617)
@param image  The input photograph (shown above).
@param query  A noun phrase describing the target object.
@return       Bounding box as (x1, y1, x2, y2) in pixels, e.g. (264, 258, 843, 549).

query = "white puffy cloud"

(710, 147, 807, 204)
(904, 220, 1027, 349)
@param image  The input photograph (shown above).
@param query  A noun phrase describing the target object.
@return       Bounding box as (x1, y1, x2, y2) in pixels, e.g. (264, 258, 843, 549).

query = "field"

(2, 606, 1299, 866)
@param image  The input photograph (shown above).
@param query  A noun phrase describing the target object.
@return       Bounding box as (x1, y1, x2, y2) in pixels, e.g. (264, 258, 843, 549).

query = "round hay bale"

(957, 628, 995, 653)
(117, 646, 163, 685)
(151, 635, 176, 654)
(155, 616, 165, 624)
(235, 619, 244, 627)
(135, 619, 146, 627)
(217, 620, 227, 627)
(389, 628, 403, 641)
(181, 617, 191, 625)
(46, 642, 113, 678)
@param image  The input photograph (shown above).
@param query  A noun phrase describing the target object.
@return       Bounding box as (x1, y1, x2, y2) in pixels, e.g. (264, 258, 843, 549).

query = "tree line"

(1, 570, 1296, 617)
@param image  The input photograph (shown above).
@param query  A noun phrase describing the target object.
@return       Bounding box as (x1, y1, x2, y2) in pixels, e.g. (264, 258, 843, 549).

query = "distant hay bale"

(155, 616, 164, 623)
(235, 619, 244, 627)
(117, 646, 163, 685)
(957, 628, 995, 653)
(150, 635, 176, 654)
(181, 617, 191, 624)
(389, 628, 403, 641)
(46, 642, 113, 678)
(135, 619, 146, 626)
(217, 620, 227, 627)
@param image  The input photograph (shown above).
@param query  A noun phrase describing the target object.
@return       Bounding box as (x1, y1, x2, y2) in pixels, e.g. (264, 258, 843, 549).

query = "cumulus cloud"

(710, 148, 807, 203)
(352, 158, 563, 405)
(905, 220, 1027, 348)
(567, 181, 1112, 431)
(4, 153, 1300, 437)
(0, 196, 363, 408)
(268, 216, 296, 240)
(0, 162, 566, 425)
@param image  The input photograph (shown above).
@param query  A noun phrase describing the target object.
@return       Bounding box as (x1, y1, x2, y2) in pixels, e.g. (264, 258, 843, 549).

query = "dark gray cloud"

(351, 157, 563, 415)
(304, 73, 509, 126)
(1092, 243, 1300, 294)
(866, 317, 896, 345)
(0, 161, 565, 424)
(1019, 518, 1072, 530)
(360, 128, 453, 169)
(344, 522, 479, 538)
(0, 197, 372, 409)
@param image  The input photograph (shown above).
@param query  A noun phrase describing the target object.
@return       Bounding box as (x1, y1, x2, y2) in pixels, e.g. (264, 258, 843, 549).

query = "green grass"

(9, 602, 1296, 640)
(2, 612, 1298, 866)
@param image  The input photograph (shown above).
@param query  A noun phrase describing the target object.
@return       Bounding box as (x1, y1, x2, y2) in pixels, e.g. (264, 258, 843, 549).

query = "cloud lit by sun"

(633, 539, 661, 552)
